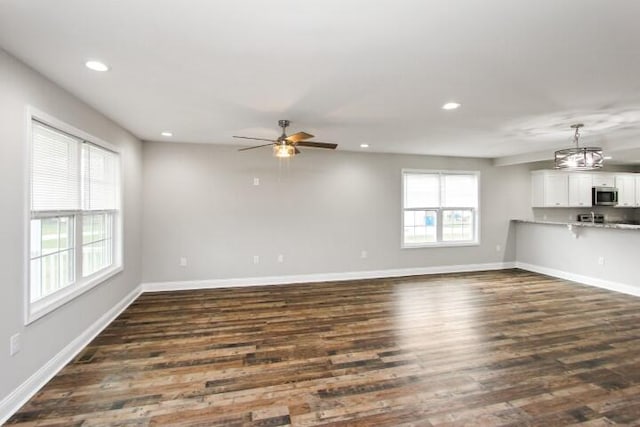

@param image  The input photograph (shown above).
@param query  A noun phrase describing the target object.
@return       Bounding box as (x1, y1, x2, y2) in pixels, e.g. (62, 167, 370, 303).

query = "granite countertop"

(513, 219, 640, 230)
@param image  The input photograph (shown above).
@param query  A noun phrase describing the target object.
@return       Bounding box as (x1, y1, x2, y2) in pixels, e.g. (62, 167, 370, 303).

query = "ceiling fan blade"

(286, 132, 314, 143)
(238, 142, 276, 151)
(233, 136, 277, 143)
(294, 147, 301, 155)
(296, 141, 338, 150)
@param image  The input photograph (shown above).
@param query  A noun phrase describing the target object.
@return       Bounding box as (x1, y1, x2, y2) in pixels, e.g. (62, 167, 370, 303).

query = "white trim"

(401, 168, 481, 175)
(400, 169, 481, 248)
(143, 262, 515, 292)
(27, 106, 118, 153)
(0, 285, 142, 425)
(515, 262, 640, 297)
(27, 265, 124, 324)
(402, 241, 480, 249)
(23, 106, 33, 326)
(24, 106, 124, 324)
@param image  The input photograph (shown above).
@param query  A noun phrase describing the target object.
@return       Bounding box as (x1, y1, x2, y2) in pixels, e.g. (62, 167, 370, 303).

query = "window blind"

(82, 143, 118, 210)
(31, 121, 81, 211)
(442, 174, 478, 207)
(404, 173, 439, 208)
(31, 121, 119, 212)
(404, 172, 478, 208)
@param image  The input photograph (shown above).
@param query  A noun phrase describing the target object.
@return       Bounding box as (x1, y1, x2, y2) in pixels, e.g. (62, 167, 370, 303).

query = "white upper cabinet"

(615, 174, 636, 208)
(531, 171, 568, 207)
(532, 170, 639, 208)
(544, 173, 569, 207)
(568, 173, 592, 207)
(592, 173, 615, 187)
(531, 172, 545, 207)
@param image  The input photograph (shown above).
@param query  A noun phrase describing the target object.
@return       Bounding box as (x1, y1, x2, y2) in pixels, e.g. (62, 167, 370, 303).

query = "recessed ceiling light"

(85, 60, 109, 72)
(161, 131, 173, 137)
(360, 144, 369, 148)
(442, 102, 461, 110)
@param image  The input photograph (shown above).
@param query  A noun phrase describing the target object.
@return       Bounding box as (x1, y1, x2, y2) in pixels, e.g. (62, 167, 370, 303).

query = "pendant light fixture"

(554, 123, 604, 170)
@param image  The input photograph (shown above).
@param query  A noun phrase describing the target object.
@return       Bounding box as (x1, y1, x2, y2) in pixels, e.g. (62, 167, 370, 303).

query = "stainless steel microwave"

(592, 186, 618, 206)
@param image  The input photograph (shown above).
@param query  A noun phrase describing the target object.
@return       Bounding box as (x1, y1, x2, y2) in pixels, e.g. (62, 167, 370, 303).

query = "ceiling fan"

(234, 120, 338, 158)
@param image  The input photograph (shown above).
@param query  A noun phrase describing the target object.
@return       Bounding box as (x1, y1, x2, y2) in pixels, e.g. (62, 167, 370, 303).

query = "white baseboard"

(142, 262, 516, 292)
(0, 285, 142, 425)
(515, 262, 640, 297)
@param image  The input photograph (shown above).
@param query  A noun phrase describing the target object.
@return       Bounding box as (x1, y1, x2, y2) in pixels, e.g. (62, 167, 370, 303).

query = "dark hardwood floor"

(7, 269, 640, 426)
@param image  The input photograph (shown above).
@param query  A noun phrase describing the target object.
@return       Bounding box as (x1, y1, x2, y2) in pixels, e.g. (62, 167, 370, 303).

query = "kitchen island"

(513, 219, 640, 297)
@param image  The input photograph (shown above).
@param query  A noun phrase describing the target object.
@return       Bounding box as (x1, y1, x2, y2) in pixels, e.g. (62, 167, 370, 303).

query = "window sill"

(26, 264, 123, 325)
(402, 241, 480, 249)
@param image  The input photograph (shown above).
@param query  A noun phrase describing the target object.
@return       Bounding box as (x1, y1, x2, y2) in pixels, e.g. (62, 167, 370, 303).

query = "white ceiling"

(1, 0, 640, 163)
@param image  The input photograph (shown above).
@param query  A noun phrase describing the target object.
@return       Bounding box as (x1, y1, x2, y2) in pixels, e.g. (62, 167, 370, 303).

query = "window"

(28, 114, 121, 322)
(402, 170, 479, 247)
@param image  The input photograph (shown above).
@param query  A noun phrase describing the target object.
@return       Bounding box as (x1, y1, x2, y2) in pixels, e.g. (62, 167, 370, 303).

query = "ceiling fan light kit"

(554, 123, 604, 170)
(274, 144, 295, 158)
(234, 119, 337, 158)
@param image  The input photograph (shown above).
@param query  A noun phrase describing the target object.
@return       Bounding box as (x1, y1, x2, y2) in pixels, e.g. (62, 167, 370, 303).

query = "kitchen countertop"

(513, 219, 640, 230)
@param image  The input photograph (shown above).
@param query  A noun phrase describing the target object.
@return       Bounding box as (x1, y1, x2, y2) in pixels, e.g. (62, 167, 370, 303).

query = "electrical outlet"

(277, 254, 284, 263)
(598, 256, 605, 266)
(360, 250, 368, 259)
(543, 214, 548, 220)
(10, 333, 20, 356)
(253, 255, 260, 264)
(253, 177, 260, 186)
(179, 257, 187, 267)
(496, 244, 501, 252)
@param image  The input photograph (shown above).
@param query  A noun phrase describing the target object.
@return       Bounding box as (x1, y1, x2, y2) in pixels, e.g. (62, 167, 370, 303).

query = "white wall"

(142, 141, 532, 283)
(515, 222, 640, 295)
(0, 49, 142, 406)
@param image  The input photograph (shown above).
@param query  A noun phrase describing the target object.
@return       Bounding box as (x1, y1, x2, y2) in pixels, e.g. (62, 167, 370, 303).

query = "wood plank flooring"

(7, 269, 640, 426)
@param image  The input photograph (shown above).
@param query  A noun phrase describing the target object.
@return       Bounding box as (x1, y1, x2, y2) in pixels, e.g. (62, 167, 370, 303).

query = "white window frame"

(24, 107, 123, 324)
(401, 169, 480, 248)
